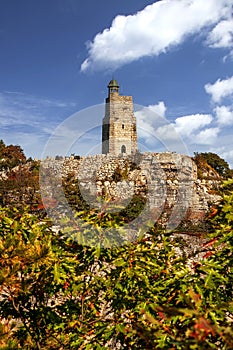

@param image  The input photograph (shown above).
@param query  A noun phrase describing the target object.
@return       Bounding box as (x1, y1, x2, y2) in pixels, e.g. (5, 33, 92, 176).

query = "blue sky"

(0, 0, 233, 166)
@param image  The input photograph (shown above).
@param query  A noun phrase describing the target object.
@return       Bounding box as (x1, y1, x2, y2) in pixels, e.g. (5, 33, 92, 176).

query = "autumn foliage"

(0, 180, 232, 349)
(0, 142, 233, 348)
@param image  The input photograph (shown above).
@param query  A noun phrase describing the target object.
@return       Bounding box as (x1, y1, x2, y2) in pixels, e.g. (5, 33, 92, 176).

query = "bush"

(0, 179, 233, 349)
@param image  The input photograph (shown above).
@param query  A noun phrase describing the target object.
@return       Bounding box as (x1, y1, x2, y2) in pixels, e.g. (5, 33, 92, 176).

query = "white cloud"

(135, 101, 166, 144)
(223, 48, 233, 62)
(215, 105, 233, 125)
(136, 97, 232, 163)
(136, 101, 166, 136)
(151, 113, 214, 149)
(155, 124, 181, 141)
(209, 131, 233, 168)
(136, 103, 216, 152)
(195, 127, 220, 144)
(219, 149, 233, 168)
(81, 0, 233, 71)
(205, 76, 233, 103)
(136, 102, 176, 148)
(207, 19, 233, 48)
(174, 114, 213, 137)
(147, 101, 167, 118)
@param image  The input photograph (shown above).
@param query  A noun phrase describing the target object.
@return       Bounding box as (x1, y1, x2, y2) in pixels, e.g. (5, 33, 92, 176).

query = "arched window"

(121, 145, 126, 153)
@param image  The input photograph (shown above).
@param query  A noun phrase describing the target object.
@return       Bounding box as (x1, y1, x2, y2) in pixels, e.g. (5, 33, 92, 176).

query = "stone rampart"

(41, 152, 222, 227)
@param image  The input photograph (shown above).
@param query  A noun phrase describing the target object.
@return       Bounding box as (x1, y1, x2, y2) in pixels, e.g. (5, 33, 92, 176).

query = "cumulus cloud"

(136, 102, 217, 152)
(205, 76, 233, 103)
(135, 101, 187, 152)
(174, 114, 213, 137)
(152, 113, 214, 149)
(147, 102, 167, 118)
(136, 102, 167, 143)
(215, 105, 233, 125)
(195, 127, 220, 144)
(81, 0, 233, 71)
(170, 112, 230, 148)
(207, 19, 233, 48)
(155, 124, 181, 141)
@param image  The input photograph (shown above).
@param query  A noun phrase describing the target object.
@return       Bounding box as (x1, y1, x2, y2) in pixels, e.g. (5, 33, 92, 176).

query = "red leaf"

(202, 238, 217, 248)
(203, 251, 214, 259)
(194, 317, 215, 337)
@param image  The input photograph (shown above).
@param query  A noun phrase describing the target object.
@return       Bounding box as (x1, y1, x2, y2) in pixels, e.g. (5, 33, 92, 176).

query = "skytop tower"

(102, 79, 138, 156)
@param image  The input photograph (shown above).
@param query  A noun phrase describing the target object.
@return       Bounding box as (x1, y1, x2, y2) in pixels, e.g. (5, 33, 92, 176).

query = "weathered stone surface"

(41, 152, 222, 228)
(102, 81, 137, 156)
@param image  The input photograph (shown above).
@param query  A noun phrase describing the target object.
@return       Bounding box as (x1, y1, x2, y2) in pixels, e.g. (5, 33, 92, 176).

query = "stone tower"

(102, 79, 138, 156)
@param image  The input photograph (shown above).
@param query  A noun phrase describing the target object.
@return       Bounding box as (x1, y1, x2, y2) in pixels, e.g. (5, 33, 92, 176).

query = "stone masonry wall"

(41, 152, 222, 228)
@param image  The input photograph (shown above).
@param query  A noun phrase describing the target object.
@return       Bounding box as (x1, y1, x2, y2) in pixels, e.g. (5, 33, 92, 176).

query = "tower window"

(122, 124, 124, 129)
(121, 145, 126, 153)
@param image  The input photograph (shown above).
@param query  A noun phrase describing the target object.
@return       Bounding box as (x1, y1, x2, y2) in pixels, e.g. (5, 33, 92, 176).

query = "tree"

(194, 152, 232, 179)
(0, 140, 5, 153)
(0, 144, 26, 171)
(0, 161, 41, 212)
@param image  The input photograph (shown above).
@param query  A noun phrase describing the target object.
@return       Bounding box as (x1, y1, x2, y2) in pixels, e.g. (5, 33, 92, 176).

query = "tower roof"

(108, 79, 119, 88)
